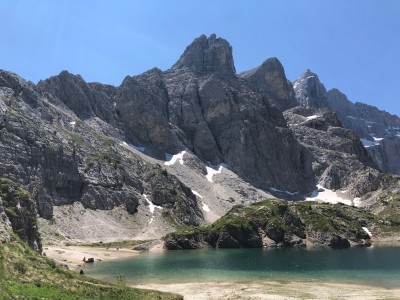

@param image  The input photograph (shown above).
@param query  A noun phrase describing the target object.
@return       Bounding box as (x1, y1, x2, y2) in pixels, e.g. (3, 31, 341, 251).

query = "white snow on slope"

(202, 202, 211, 212)
(164, 151, 186, 166)
(143, 194, 162, 214)
(191, 190, 203, 199)
(305, 184, 352, 206)
(373, 137, 384, 142)
(360, 138, 379, 148)
(205, 163, 229, 182)
(120, 141, 146, 152)
(306, 115, 319, 120)
(362, 227, 372, 237)
(353, 197, 361, 207)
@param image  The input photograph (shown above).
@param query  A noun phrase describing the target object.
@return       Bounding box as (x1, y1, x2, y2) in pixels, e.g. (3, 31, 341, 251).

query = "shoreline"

(43, 244, 400, 299)
(43, 245, 141, 271)
(133, 280, 400, 300)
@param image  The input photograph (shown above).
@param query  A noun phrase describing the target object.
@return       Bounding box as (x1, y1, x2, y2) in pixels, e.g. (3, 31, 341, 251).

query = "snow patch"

(191, 190, 203, 199)
(299, 76, 314, 83)
(362, 227, 372, 237)
(202, 202, 211, 212)
(305, 184, 352, 205)
(360, 138, 379, 148)
(205, 163, 229, 182)
(120, 141, 145, 152)
(306, 115, 319, 121)
(164, 151, 186, 166)
(353, 197, 362, 207)
(373, 137, 384, 142)
(143, 194, 162, 214)
(269, 187, 299, 196)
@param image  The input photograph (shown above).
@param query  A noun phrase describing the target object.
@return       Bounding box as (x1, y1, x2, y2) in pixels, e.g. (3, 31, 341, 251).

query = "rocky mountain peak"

(171, 34, 236, 75)
(240, 57, 297, 111)
(293, 69, 328, 108)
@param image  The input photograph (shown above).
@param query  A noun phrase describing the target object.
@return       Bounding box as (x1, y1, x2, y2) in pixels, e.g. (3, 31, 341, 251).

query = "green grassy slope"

(0, 234, 182, 299)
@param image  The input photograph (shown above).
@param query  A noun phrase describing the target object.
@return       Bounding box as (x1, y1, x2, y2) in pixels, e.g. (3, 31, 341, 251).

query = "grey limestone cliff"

(292, 70, 400, 175)
(239, 57, 298, 111)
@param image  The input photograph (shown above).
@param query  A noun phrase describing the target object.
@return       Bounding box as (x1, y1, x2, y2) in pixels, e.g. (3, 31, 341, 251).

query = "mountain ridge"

(1, 34, 399, 245)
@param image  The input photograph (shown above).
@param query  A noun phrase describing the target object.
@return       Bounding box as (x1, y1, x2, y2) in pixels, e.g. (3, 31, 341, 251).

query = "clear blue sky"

(1, 0, 399, 116)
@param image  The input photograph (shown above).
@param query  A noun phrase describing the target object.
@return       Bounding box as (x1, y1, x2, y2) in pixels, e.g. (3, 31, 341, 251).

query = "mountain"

(0, 34, 399, 245)
(292, 70, 400, 175)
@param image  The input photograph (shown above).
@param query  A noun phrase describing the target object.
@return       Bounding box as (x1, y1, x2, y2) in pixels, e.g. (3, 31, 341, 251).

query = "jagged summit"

(171, 34, 236, 75)
(293, 69, 328, 108)
(240, 57, 298, 111)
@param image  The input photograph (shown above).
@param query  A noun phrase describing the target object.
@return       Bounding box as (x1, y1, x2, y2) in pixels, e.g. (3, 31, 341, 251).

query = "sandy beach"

(43, 245, 140, 271)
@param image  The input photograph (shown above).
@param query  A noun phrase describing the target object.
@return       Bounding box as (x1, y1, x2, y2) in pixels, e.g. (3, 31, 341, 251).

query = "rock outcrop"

(283, 107, 380, 196)
(164, 199, 389, 249)
(240, 57, 298, 111)
(172, 34, 236, 76)
(292, 70, 400, 175)
(0, 178, 42, 251)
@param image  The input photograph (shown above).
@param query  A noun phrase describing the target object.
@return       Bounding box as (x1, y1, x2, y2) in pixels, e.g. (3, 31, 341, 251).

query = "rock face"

(172, 34, 236, 75)
(0, 70, 202, 228)
(0, 178, 42, 251)
(284, 107, 380, 196)
(292, 70, 400, 175)
(164, 199, 380, 249)
(293, 70, 328, 109)
(37, 34, 314, 194)
(240, 58, 298, 111)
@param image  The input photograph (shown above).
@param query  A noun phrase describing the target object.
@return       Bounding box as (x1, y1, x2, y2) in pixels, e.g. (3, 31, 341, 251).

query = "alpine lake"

(85, 245, 400, 288)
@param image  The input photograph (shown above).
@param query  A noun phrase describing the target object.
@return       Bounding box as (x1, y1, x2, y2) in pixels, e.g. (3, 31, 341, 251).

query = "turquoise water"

(85, 247, 400, 287)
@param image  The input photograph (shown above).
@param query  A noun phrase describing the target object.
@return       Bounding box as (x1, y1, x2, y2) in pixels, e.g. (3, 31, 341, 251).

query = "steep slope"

(293, 70, 400, 175)
(0, 70, 203, 243)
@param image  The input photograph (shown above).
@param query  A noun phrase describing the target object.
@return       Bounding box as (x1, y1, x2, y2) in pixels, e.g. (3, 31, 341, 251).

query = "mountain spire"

(171, 34, 236, 75)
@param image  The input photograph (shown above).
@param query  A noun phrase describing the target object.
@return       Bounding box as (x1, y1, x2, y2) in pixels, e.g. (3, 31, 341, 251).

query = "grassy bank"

(0, 234, 182, 300)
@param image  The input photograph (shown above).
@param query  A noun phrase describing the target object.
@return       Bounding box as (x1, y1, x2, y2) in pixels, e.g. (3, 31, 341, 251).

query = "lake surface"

(85, 246, 400, 287)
